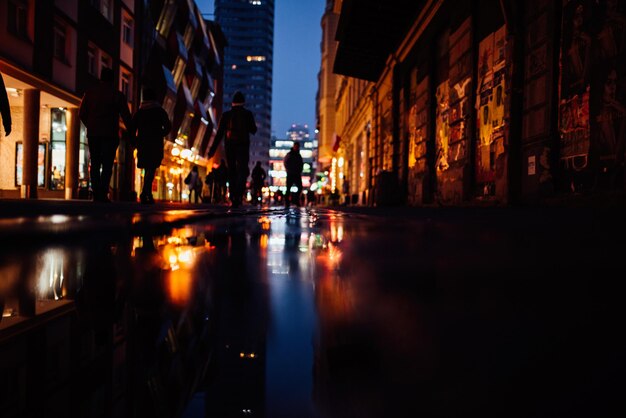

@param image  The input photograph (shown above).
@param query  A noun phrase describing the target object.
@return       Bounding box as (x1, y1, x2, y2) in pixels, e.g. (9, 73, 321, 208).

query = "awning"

(334, 0, 423, 81)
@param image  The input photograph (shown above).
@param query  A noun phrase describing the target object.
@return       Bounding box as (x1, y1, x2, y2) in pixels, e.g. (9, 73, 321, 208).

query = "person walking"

(0, 72, 11, 137)
(251, 161, 266, 205)
(208, 91, 257, 208)
(131, 87, 172, 204)
(215, 159, 228, 203)
(79, 67, 133, 202)
(185, 166, 203, 203)
(284, 142, 304, 207)
(205, 169, 215, 203)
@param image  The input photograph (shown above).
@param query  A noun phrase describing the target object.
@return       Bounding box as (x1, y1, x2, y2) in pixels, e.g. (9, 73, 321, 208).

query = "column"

(65, 107, 80, 199)
(22, 89, 40, 199)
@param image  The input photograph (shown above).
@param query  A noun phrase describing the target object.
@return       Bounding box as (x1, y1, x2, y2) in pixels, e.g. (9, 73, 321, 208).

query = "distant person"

(205, 170, 215, 203)
(132, 87, 171, 204)
(208, 91, 258, 208)
(0, 72, 11, 137)
(251, 161, 266, 205)
(79, 67, 133, 202)
(283, 142, 304, 207)
(185, 165, 203, 203)
(52, 166, 62, 189)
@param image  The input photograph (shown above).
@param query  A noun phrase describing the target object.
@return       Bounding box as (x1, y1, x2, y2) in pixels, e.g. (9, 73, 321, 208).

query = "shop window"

(7, 0, 29, 40)
(53, 21, 68, 63)
(15, 143, 46, 188)
(50, 108, 67, 191)
(122, 16, 133, 45)
(79, 125, 89, 187)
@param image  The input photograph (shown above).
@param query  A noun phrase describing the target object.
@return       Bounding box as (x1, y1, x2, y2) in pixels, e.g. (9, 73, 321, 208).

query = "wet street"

(1, 207, 625, 418)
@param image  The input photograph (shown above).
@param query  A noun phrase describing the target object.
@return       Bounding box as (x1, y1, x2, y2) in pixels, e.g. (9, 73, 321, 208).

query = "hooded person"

(208, 91, 257, 208)
(131, 87, 172, 204)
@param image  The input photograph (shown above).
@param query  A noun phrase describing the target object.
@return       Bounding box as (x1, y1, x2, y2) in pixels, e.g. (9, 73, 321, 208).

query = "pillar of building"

(22, 89, 40, 199)
(65, 107, 80, 199)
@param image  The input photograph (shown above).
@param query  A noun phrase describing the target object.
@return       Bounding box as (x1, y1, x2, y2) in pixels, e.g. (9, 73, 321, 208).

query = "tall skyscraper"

(215, 0, 274, 172)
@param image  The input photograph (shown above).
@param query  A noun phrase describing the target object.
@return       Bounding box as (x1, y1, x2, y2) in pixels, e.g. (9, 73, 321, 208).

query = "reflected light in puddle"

(49, 215, 70, 224)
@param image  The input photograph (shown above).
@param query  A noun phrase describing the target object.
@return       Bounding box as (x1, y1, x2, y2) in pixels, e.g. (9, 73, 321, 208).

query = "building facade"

(215, 0, 274, 172)
(0, 0, 138, 200)
(327, 0, 626, 206)
(0, 0, 225, 202)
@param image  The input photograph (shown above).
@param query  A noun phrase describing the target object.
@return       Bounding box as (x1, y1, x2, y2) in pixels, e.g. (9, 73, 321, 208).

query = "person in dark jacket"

(131, 87, 171, 204)
(208, 91, 257, 208)
(79, 67, 133, 202)
(0, 72, 11, 137)
(251, 161, 266, 205)
(214, 159, 228, 203)
(283, 142, 304, 207)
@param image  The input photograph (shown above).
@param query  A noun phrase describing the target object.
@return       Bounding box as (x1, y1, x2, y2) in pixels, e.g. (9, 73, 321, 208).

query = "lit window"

(100, 52, 112, 71)
(246, 56, 266, 62)
(250, 0, 262, 5)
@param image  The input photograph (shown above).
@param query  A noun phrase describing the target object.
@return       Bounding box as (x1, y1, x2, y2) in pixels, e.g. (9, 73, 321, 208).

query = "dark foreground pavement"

(1, 203, 625, 417)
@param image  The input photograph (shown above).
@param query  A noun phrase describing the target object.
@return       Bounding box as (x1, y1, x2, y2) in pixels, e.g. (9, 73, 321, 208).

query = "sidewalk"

(0, 198, 277, 241)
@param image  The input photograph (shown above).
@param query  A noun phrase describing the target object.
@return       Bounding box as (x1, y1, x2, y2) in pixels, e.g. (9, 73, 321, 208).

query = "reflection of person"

(79, 67, 133, 202)
(284, 142, 304, 207)
(251, 161, 266, 205)
(208, 91, 258, 208)
(0, 72, 11, 136)
(132, 87, 172, 204)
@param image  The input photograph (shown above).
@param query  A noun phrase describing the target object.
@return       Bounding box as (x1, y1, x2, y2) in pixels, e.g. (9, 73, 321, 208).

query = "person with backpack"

(131, 87, 172, 204)
(184, 165, 203, 204)
(251, 161, 266, 205)
(208, 91, 257, 208)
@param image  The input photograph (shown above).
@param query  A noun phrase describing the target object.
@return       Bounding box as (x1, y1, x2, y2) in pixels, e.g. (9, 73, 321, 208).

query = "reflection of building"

(137, 1, 225, 202)
(0, 0, 135, 199)
(325, 0, 626, 206)
(269, 124, 315, 193)
(216, 0, 274, 173)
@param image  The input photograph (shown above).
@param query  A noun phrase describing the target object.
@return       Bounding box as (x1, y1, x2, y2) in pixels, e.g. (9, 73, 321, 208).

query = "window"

(100, 52, 112, 71)
(121, 70, 132, 101)
(7, 0, 28, 40)
(87, 44, 98, 76)
(246, 56, 266, 62)
(122, 17, 133, 45)
(91, 0, 113, 22)
(53, 22, 67, 62)
(49, 108, 67, 191)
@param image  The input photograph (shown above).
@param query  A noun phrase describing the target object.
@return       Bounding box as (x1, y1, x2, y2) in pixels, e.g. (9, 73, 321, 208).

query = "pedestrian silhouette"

(132, 87, 172, 204)
(0, 72, 11, 137)
(215, 159, 228, 203)
(251, 161, 266, 205)
(79, 67, 133, 202)
(284, 142, 304, 207)
(208, 91, 258, 208)
(205, 169, 216, 203)
(185, 165, 203, 203)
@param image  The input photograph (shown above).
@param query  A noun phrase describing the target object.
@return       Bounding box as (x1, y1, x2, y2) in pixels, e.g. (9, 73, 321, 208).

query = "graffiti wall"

(560, 0, 626, 186)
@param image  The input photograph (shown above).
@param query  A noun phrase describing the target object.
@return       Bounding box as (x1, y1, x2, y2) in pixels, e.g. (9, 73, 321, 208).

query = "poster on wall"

(15, 143, 47, 187)
(435, 81, 450, 172)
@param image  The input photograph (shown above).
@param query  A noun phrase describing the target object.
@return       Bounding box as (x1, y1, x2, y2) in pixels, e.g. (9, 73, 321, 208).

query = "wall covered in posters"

(560, 0, 626, 187)
(476, 25, 507, 190)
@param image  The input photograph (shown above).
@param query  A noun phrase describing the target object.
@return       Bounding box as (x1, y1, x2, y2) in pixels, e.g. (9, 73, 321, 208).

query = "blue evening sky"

(196, 0, 325, 138)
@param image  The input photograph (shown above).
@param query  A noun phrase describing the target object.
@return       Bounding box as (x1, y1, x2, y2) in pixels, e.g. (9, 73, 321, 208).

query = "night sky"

(196, 0, 324, 139)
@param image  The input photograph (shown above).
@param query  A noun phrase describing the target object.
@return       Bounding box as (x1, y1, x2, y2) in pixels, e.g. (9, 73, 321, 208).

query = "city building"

(316, 0, 340, 185)
(269, 124, 315, 194)
(215, 0, 274, 172)
(0, 0, 138, 200)
(327, 0, 626, 206)
(0, 0, 225, 202)
(137, 0, 225, 202)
